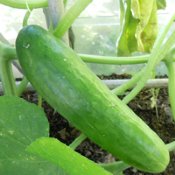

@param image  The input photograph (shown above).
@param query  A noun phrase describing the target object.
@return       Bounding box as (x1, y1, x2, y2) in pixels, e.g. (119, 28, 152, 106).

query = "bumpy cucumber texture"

(16, 25, 169, 173)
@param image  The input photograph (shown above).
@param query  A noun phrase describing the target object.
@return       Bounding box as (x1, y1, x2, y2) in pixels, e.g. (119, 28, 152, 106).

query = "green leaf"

(117, 0, 138, 56)
(132, 0, 158, 52)
(27, 137, 112, 175)
(117, 0, 158, 55)
(156, 0, 166, 9)
(0, 96, 60, 175)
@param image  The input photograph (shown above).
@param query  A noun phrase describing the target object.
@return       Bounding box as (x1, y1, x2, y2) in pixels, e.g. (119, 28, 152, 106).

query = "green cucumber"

(16, 25, 169, 173)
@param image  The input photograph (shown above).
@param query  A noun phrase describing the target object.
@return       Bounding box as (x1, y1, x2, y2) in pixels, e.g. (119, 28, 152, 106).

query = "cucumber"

(16, 25, 169, 173)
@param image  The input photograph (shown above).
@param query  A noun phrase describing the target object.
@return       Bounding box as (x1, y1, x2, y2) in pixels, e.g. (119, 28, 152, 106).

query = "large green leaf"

(0, 96, 60, 175)
(27, 137, 112, 175)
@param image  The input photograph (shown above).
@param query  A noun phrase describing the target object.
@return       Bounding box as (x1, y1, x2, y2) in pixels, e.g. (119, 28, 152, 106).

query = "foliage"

(117, 0, 158, 56)
(27, 137, 112, 175)
(0, 96, 61, 175)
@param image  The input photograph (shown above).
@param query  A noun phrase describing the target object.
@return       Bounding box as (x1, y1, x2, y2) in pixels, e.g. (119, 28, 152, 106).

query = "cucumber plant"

(0, 0, 175, 175)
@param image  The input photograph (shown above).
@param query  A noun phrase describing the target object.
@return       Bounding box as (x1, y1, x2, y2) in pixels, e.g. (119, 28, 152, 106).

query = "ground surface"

(22, 74, 175, 175)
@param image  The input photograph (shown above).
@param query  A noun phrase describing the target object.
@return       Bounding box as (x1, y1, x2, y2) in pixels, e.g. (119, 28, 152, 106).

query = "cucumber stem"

(69, 133, 86, 150)
(0, 0, 48, 9)
(23, 10, 32, 27)
(45, 0, 70, 45)
(53, 0, 92, 38)
(167, 141, 175, 152)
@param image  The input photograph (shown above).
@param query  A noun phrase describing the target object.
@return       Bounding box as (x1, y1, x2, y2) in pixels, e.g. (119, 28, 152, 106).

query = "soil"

(22, 74, 175, 175)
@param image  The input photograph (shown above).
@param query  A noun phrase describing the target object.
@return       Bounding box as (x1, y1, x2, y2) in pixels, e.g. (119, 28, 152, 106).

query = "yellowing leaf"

(132, 0, 158, 52)
(117, 0, 158, 55)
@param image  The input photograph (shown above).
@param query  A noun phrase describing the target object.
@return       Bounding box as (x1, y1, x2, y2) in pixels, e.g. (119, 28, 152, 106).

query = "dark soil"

(124, 88, 175, 175)
(22, 74, 175, 175)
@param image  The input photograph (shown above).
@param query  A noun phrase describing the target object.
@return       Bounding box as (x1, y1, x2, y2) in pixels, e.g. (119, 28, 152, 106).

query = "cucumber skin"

(16, 25, 169, 173)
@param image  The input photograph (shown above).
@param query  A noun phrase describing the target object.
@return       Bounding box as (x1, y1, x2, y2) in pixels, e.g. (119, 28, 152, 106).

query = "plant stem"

(4, 47, 175, 65)
(44, 0, 70, 46)
(123, 28, 175, 104)
(23, 10, 32, 27)
(153, 13, 175, 50)
(38, 94, 42, 107)
(0, 0, 48, 9)
(167, 141, 175, 152)
(0, 42, 28, 96)
(100, 161, 130, 174)
(16, 77, 28, 96)
(44, 0, 65, 30)
(112, 69, 144, 96)
(0, 41, 16, 61)
(81, 54, 175, 64)
(69, 133, 86, 150)
(2, 42, 175, 65)
(80, 54, 149, 65)
(0, 58, 17, 96)
(165, 59, 175, 120)
(115, 13, 175, 102)
(53, 0, 92, 38)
